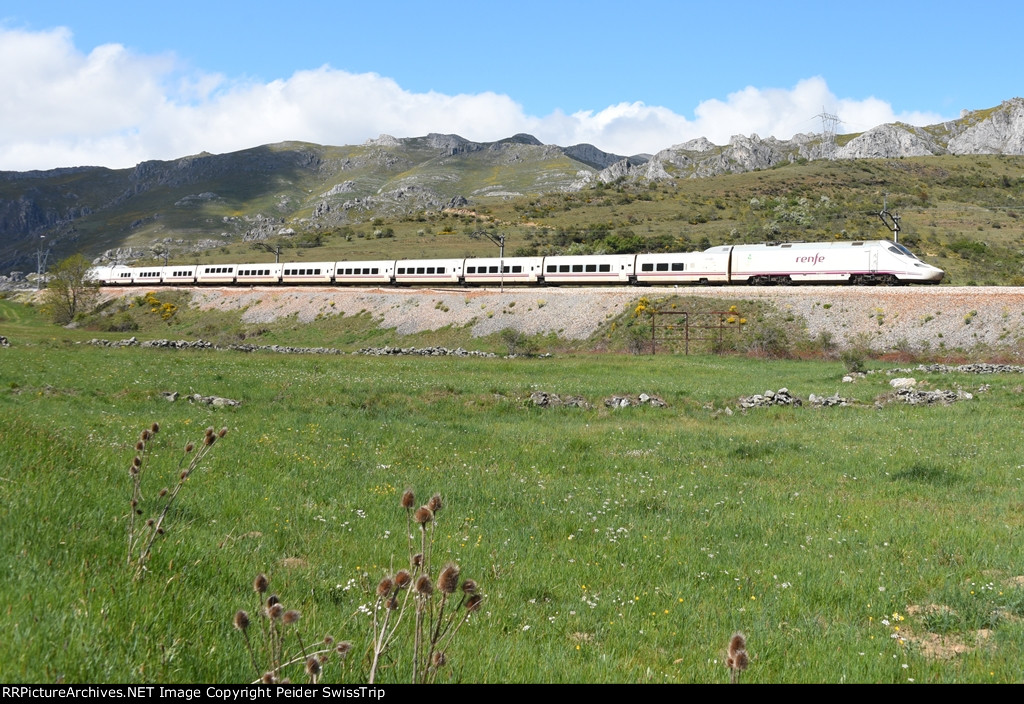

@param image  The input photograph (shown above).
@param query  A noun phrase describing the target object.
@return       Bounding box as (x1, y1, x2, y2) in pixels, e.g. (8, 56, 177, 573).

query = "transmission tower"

(816, 108, 842, 160)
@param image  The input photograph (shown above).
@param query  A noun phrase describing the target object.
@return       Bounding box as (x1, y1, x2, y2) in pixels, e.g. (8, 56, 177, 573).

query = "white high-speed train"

(89, 240, 944, 287)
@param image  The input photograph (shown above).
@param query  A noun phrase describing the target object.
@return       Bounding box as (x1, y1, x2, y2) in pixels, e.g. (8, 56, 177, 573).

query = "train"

(88, 240, 944, 287)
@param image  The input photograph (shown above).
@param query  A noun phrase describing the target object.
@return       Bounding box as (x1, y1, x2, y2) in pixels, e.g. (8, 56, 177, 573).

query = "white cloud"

(0, 27, 949, 171)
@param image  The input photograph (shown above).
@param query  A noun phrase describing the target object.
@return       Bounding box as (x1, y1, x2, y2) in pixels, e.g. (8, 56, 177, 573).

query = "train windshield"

(889, 244, 920, 260)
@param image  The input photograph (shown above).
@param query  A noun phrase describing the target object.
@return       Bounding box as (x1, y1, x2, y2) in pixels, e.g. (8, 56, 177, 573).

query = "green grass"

(2, 303, 1024, 683)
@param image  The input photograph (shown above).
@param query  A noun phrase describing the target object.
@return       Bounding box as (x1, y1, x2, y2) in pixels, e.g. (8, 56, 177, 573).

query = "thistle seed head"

(233, 610, 250, 631)
(336, 641, 352, 658)
(400, 489, 415, 509)
(431, 651, 447, 668)
(305, 656, 321, 677)
(141, 429, 151, 442)
(394, 570, 412, 589)
(184, 442, 194, 453)
(414, 507, 433, 525)
(466, 594, 483, 612)
(461, 579, 478, 595)
(387, 596, 399, 610)
(438, 563, 460, 594)
(268, 603, 284, 620)
(218, 427, 228, 438)
(150, 422, 160, 434)
(412, 553, 424, 567)
(135, 441, 145, 452)
(283, 609, 301, 626)
(415, 575, 433, 596)
(728, 632, 747, 657)
(427, 493, 443, 513)
(377, 577, 394, 598)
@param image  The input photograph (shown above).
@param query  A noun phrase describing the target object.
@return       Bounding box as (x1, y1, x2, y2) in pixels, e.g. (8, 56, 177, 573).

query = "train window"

(852, 242, 865, 246)
(372, 268, 379, 275)
(426, 267, 436, 274)
(585, 264, 596, 272)
(781, 244, 792, 248)
(641, 263, 654, 272)
(397, 268, 406, 274)
(547, 265, 557, 273)
(572, 265, 583, 273)
(656, 263, 669, 271)
(512, 265, 522, 273)
(437, 267, 445, 274)
(672, 263, 684, 271)
(467, 266, 476, 274)
(599, 264, 610, 272)
(559, 265, 570, 273)
(416, 267, 425, 274)
(502, 266, 510, 274)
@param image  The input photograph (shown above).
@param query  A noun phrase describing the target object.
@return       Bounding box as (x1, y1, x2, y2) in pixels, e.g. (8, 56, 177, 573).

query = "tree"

(42, 254, 99, 325)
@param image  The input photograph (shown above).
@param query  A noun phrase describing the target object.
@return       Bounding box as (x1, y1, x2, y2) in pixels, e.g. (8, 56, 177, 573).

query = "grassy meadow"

(2, 299, 1024, 683)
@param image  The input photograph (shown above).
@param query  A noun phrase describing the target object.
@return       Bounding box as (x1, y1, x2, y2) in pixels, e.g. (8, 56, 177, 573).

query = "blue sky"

(1, 0, 1019, 170)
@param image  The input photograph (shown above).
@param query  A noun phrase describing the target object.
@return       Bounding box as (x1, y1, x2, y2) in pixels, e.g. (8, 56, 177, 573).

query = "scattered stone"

(885, 363, 1024, 376)
(890, 388, 972, 405)
(160, 391, 179, 402)
(187, 393, 241, 407)
(83, 338, 496, 358)
(604, 393, 667, 408)
(739, 388, 801, 408)
(808, 393, 851, 407)
(529, 391, 591, 409)
(354, 346, 496, 358)
(890, 377, 917, 389)
(0, 335, 9, 347)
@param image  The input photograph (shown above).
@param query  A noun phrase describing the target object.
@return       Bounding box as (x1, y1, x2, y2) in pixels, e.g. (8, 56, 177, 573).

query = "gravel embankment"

(145, 285, 1024, 350)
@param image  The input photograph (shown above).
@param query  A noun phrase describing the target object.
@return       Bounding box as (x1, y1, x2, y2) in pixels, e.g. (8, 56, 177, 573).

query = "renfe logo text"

(795, 254, 825, 265)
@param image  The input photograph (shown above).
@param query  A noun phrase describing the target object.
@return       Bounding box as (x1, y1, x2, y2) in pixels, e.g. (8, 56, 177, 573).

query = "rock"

(890, 377, 917, 389)
(160, 391, 179, 402)
(738, 388, 802, 409)
(187, 393, 241, 407)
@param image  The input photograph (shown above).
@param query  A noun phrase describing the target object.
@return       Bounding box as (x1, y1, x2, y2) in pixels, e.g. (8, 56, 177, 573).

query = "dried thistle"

(413, 506, 433, 525)
(400, 489, 415, 509)
(394, 570, 412, 589)
(377, 577, 394, 598)
(726, 631, 749, 683)
(427, 493, 443, 513)
(233, 610, 250, 631)
(254, 573, 269, 594)
(438, 563, 460, 594)
(282, 609, 301, 626)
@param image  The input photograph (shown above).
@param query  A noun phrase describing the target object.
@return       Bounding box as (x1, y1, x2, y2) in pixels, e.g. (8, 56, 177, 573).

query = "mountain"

(1, 99, 1023, 273)
(590, 98, 1024, 185)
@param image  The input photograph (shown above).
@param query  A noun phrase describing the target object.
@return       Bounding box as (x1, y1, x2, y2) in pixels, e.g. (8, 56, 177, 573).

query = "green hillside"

(3, 137, 1023, 284)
